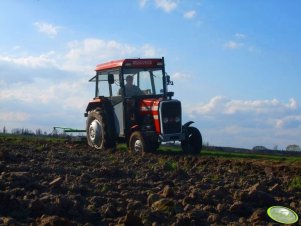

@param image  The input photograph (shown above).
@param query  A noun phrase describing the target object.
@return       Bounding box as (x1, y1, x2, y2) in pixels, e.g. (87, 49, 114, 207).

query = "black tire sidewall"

(86, 111, 105, 149)
(129, 131, 145, 153)
(182, 126, 202, 154)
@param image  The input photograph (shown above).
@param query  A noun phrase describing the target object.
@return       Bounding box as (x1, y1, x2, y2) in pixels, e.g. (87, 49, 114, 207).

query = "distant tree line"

(286, 144, 301, 152)
(2, 126, 51, 136)
(1, 126, 81, 137)
(2, 126, 7, 134)
(253, 145, 301, 152)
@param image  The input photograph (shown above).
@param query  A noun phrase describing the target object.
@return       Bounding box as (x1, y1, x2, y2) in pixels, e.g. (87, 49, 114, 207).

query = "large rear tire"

(181, 126, 202, 155)
(86, 110, 116, 150)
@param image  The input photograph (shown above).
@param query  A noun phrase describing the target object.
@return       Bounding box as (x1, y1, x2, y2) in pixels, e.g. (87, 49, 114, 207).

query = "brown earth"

(0, 137, 300, 226)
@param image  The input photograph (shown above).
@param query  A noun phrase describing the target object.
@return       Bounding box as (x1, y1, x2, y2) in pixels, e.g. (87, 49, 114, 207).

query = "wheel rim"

(133, 139, 143, 152)
(89, 119, 103, 148)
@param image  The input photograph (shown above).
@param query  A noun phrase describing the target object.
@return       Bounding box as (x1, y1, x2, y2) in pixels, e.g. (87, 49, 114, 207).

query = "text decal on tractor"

(84, 57, 202, 154)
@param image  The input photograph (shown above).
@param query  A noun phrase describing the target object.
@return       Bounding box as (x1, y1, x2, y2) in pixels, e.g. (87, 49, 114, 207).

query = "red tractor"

(84, 57, 202, 154)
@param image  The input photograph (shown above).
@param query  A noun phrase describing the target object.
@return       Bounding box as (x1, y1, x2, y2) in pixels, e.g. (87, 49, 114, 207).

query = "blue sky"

(1, 0, 301, 149)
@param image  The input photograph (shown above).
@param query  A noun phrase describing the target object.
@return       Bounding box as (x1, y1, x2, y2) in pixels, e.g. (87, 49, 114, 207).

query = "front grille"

(160, 100, 182, 134)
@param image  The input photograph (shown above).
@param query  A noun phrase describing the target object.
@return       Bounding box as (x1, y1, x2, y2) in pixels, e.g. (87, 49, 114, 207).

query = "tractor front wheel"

(181, 126, 202, 155)
(129, 131, 152, 153)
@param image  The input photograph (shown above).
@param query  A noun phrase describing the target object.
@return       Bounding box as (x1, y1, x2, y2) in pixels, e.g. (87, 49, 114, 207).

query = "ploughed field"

(0, 136, 300, 226)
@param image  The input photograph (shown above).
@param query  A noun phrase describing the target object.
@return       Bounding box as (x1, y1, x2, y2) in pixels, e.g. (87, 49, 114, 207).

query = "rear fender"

(85, 96, 106, 116)
(85, 97, 117, 141)
(85, 103, 103, 116)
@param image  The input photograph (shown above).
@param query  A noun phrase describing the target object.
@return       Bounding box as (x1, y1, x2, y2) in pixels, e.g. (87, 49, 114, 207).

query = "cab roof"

(95, 58, 164, 71)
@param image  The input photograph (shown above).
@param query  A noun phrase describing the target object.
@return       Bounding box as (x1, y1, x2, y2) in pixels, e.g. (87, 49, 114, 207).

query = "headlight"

(163, 117, 169, 123)
(175, 116, 180, 123)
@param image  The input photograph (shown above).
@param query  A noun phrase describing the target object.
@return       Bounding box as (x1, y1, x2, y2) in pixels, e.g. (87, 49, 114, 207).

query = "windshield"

(94, 70, 121, 97)
(122, 68, 164, 97)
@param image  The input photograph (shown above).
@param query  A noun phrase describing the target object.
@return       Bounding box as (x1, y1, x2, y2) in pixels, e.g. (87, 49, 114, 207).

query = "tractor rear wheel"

(86, 110, 115, 150)
(181, 126, 202, 155)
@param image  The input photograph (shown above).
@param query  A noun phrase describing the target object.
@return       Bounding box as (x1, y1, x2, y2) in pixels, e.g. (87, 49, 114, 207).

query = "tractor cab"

(85, 58, 202, 154)
(88, 58, 171, 100)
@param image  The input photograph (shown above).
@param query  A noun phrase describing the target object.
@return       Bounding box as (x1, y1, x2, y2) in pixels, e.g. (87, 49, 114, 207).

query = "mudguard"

(183, 121, 194, 130)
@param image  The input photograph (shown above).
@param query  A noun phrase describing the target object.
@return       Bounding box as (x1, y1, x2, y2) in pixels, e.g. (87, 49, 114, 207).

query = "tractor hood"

(139, 98, 161, 133)
(139, 98, 161, 113)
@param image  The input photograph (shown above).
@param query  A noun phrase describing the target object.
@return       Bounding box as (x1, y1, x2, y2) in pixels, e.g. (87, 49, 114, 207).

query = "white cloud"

(141, 44, 158, 57)
(275, 115, 301, 129)
(287, 98, 298, 109)
(224, 33, 261, 53)
(0, 52, 57, 68)
(0, 38, 160, 106)
(0, 112, 29, 122)
(139, 0, 149, 8)
(0, 39, 160, 74)
(0, 75, 90, 132)
(185, 96, 301, 149)
(172, 72, 192, 81)
(187, 96, 228, 115)
(184, 10, 196, 19)
(62, 39, 159, 72)
(61, 38, 158, 72)
(225, 99, 280, 114)
(34, 22, 61, 38)
(0, 76, 89, 108)
(235, 33, 246, 39)
(223, 41, 243, 49)
(155, 0, 177, 12)
(187, 96, 299, 116)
